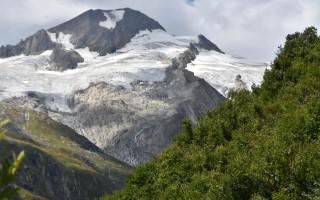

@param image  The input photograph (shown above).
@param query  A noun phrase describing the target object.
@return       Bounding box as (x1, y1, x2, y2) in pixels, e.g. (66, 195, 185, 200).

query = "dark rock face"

(196, 34, 224, 53)
(0, 45, 14, 58)
(49, 46, 84, 71)
(0, 30, 56, 58)
(48, 8, 165, 55)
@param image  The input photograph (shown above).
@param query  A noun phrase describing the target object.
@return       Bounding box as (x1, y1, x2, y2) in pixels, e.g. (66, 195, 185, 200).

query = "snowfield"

(0, 28, 268, 111)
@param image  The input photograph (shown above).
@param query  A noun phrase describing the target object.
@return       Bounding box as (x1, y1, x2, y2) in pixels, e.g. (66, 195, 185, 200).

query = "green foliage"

(105, 27, 320, 199)
(0, 120, 25, 200)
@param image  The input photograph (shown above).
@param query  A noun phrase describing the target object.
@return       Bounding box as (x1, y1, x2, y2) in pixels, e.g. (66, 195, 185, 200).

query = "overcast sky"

(0, 0, 319, 61)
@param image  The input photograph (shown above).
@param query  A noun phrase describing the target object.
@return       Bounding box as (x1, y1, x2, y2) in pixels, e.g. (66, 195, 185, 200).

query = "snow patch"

(75, 47, 99, 65)
(47, 31, 74, 50)
(99, 10, 125, 29)
(119, 29, 188, 58)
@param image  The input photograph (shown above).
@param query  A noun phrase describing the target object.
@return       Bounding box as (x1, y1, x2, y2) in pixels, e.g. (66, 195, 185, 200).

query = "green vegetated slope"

(0, 104, 132, 200)
(105, 27, 320, 200)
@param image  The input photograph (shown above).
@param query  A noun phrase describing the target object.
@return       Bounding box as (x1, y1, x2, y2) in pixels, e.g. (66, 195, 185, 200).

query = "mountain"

(0, 8, 267, 197)
(48, 8, 165, 55)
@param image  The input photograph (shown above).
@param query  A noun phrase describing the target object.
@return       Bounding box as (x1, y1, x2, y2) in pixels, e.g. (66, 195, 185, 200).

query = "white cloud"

(0, 0, 319, 61)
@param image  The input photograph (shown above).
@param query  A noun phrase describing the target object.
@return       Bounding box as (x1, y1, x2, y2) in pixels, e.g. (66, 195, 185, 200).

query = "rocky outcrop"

(172, 44, 199, 69)
(48, 46, 84, 71)
(0, 30, 56, 58)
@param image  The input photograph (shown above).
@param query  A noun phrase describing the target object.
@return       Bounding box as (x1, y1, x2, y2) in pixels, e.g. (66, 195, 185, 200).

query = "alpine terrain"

(0, 8, 267, 199)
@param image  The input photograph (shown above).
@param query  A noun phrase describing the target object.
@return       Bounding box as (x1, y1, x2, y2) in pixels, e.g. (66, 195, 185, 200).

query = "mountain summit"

(0, 8, 165, 58)
(48, 8, 165, 55)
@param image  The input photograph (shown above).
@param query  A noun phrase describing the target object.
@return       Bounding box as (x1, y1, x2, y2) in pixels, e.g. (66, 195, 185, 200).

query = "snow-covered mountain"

(0, 8, 267, 165)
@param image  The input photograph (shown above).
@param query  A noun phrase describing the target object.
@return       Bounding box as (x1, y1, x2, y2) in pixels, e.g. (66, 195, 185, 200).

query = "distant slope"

(105, 27, 320, 199)
(0, 103, 131, 200)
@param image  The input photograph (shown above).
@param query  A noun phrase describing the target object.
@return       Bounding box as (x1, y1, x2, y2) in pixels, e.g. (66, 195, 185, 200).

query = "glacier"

(0, 29, 187, 111)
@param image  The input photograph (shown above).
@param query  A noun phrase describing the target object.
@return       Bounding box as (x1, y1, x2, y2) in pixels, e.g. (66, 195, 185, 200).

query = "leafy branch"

(0, 120, 25, 200)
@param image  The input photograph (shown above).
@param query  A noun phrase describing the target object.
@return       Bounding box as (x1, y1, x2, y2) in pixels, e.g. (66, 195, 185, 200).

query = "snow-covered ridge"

(99, 10, 125, 29)
(186, 51, 269, 96)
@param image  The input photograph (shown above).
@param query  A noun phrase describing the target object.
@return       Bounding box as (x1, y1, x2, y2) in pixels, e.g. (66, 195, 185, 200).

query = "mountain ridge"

(0, 7, 267, 166)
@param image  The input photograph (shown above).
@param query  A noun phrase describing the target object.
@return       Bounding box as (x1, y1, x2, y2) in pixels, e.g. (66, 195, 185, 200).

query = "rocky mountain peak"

(0, 8, 165, 58)
(48, 8, 165, 55)
(196, 34, 224, 53)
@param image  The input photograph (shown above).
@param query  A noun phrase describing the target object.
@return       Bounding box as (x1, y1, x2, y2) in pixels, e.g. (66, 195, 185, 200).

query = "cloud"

(0, 0, 319, 61)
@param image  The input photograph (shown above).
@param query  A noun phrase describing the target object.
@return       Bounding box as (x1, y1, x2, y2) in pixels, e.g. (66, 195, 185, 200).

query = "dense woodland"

(104, 27, 320, 199)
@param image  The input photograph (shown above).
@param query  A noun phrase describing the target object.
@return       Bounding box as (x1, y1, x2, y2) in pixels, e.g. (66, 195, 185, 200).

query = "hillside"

(0, 102, 131, 200)
(105, 27, 320, 199)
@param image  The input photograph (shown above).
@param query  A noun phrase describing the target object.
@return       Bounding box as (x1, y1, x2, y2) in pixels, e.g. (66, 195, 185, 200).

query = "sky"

(0, 0, 319, 61)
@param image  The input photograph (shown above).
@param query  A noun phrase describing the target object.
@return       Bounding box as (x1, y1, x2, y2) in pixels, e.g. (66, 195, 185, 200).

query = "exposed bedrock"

(0, 29, 56, 58)
(50, 47, 225, 166)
